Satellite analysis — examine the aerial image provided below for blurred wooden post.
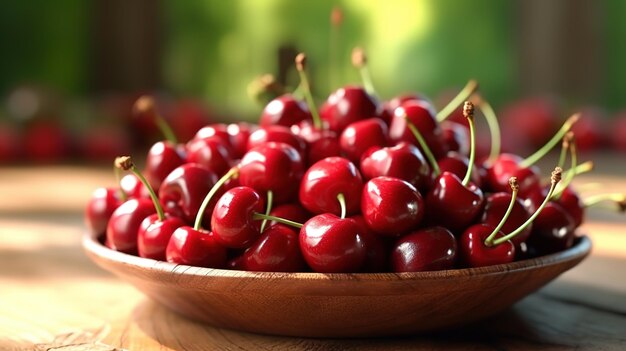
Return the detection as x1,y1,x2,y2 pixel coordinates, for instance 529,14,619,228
92,0,161,93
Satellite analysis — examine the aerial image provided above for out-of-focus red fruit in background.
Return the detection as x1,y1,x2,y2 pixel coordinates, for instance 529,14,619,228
0,123,21,163
610,111,626,152
169,99,215,143
571,107,606,152
79,125,132,163
499,97,560,154
22,120,70,163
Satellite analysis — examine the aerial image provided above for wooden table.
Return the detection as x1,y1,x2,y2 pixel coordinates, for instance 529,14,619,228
1,159,625,350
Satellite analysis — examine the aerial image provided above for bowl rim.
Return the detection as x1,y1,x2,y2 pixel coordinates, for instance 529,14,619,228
83,230,592,281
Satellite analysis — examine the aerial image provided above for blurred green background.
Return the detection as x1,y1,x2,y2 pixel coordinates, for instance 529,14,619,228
0,0,624,162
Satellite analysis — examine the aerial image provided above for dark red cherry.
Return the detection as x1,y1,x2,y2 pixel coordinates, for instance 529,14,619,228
193,123,231,145
226,122,257,159
166,227,227,268
241,224,306,272
185,137,233,176
527,202,576,254
85,187,123,235
299,157,364,216
424,172,484,233
485,153,541,197
389,100,447,159
385,93,434,114
137,213,186,260
106,198,156,255
299,213,366,273
120,174,149,199
361,177,424,237
239,142,304,204
268,203,312,227
320,85,380,133
390,226,457,272
211,186,265,249
350,215,388,272
359,142,431,192
437,152,482,189
144,141,186,190
481,192,533,248
246,125,307,158
292,120,342,166
554,186,584,227
440,121,469,155
339,118,388,163
259,94,311,127
459,224,515,268
159,163,219,226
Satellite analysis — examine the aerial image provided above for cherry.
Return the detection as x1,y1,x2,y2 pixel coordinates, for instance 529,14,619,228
185,137,233,176
193,124,231,146
350,215,388,272
292,121,342,166
105,197,156,255
158,163,219,226
361,177,424,237
238,142,305,204
119,173,149,199
610,111,626,152
227,122,257,159
259,94,311,128
437,151,482,188
85,187,123,235
299,157,364,216
440,121,469,156
460,224,515,267
240,223,306,272
390,226,457,272
133,95,178,144
481,191,532,249
359,142,431,192
389,100,447,159
527,202,576,255
22,120,70,163
339,117,389,163
144,141,186,190
500,97,559,151
211,186,265,248
166,229,227,268
268,203,312,227
299,213,366,273
319,85,381,133
246,125,307,159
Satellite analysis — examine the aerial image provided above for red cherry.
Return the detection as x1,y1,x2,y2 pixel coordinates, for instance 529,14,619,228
246,125,307,159
389,100,447,159
211,186,265,248
193,123,231,145
292,120,342,166
459,224,515,268
350,215,389,272
481,192,532,248
185,137,233,176
320,86,381,133
0,123,20,163
390,226,457,272
425,172,484,233
106,198,156,255
259,94,311,127
527,202,576,254
120,174,149,199
166,227,227,268
240,224,306,272
361,177,424,237
85,187,123,235
500,97,559,151
359,142,431,192
339,118,389,163
239,142,305,204
570,107,606,152
226,122,257,159
299,157,364,216
437,152,483,189
485,153,541,196
23,120,70,163
299,213,366,273
610,111,626,152
440,121,470,156
170,99,213,142
144,141,186,190
159,163,219,226
268,203,312,227
554,186,584,227
137,213,186,260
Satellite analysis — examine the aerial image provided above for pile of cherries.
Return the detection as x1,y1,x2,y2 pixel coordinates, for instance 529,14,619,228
86,51,624,273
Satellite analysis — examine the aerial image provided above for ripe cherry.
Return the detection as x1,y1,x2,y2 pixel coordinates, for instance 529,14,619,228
240,224,306,272
105,197,156,255
259,94,311,128
359,142,431,192
339,117,389,163
166,229,227,268
350,215,388,272
389,100,447,159
211,186,265,248
390,226,457,272
185,137,233,176
246,125,307,159
144,141,186,190
85,187,123,235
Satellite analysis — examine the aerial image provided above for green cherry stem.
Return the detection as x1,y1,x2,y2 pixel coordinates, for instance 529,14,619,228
115,156,164,221
260,190,274,233
404,116,441,176
133,96,177,144
252,213,304,229
113,158,128,202
436,79,479,122
558,132,574,169
337,193,347,219
352,47,377,97
462,101,477,187
552,135,577,200
520,113,580,168
473,94,501,162
583,194,626,212
296,53,323,130
492,167,563,246
484,177,519,247
194,167,240,231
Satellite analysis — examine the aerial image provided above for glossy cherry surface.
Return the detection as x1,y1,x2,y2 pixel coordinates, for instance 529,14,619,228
120,174,148,199
144,141,186,190
460,224,515,268
240,224,306,272
226,122,257,159
481,192,532,247
425,172,484,233
137,214,186,260
268,203,311,227
350,215,388,272
185,137,233,176
390,226,457,272
211,186,265,249
299,213,366,273
359,142,431,192
319,86,380,133
554,186,585,227
165,227,227,268
106,198,156,255
246,125,307,159
259,94,311,127
339,118,388,163
299,157,364,216
293,121,342,166
361,177,424,236
485,153,541,196
527,202,576,255
437,152,482,188
85,187,123,235
389,100,447,159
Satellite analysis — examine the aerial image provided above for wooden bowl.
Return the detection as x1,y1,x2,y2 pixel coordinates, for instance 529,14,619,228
83,231,591,338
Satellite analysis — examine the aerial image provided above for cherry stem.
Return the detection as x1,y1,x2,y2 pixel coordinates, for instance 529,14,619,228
194,167,240,231
404,116,441,176
462,101,476,187
474,95,501,161
296,53,323,130
134,96,177,144
583,194,626,212
352,47,377,97
520,113,580,168
260,190,273,233
249,74,284,106
436,80,479,122
492,167,563,246
155,116,178,144
252,213,303,229
558,132,573,169
552,137,577,200
113,159,128,202
329,6,342,91
337,193,347,219
115,156,164,222
484,177,519,247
